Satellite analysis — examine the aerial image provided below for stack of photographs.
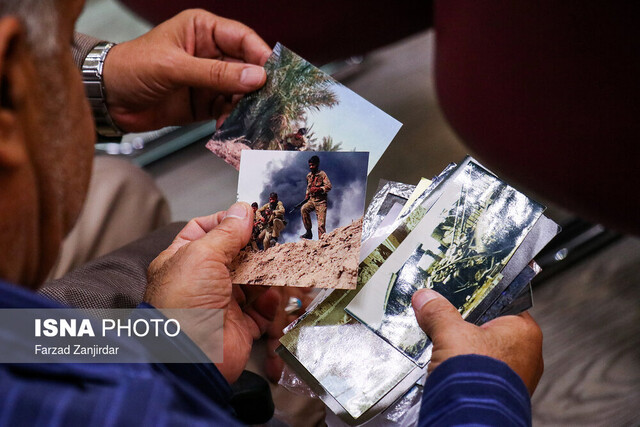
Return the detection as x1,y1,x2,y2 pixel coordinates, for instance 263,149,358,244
277,157,560,424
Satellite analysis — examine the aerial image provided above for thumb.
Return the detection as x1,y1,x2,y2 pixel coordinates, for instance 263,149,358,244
198,202,253,265
175,55,267,93
412,289,465,341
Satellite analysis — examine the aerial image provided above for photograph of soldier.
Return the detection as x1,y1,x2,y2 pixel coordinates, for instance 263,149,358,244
237,150,368,245
234,150,367,289
256,192,286,250
300,155,332,239
207,43,400,173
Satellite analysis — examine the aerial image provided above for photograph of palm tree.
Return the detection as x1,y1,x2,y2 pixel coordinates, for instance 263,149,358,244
206,43,401,172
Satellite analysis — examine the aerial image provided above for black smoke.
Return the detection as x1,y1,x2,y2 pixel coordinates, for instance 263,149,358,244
258,151,368,242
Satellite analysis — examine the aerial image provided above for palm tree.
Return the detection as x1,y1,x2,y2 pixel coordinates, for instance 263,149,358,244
314,135,343,151
221,44,339,149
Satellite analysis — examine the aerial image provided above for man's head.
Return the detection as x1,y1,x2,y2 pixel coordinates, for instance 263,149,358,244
251,202,258,212
296,128,306,138
269,192,278,203
0,0,94,288
308,155,319,173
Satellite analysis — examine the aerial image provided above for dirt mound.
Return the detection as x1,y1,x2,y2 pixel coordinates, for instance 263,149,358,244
205,138,251,169
230,218,362,289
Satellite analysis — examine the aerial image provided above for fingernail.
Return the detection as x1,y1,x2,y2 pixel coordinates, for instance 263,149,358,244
412,289,438,311
240,66,264,86
224,203,248,220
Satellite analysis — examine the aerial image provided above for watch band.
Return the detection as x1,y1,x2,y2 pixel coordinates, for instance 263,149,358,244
82,42,123,138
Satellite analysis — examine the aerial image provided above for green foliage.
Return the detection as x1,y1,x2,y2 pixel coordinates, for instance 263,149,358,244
223,44,338,149
303,126,318,149
313,135,343,152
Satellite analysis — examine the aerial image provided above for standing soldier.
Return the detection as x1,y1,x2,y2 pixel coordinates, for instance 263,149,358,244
257,192,286,250
301,155,332,239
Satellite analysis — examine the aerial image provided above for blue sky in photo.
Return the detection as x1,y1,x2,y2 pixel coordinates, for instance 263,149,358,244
305,83,401,174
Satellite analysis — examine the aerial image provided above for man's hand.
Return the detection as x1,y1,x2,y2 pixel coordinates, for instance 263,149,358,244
103,9,272,132
145,202,280,384
412,289,543,395
309,186,321,194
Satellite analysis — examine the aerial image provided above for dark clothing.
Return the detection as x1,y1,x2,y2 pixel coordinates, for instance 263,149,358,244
0,280,240,426
419,354,531,426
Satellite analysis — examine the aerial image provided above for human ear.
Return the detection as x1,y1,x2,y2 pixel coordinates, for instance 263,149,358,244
0,16,28,169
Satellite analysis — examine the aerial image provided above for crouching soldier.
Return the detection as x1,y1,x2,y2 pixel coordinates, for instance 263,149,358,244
249,202,264,250
257,192,286,250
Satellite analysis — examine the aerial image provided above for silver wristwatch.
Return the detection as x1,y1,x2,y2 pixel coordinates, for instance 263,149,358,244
82,42,123,138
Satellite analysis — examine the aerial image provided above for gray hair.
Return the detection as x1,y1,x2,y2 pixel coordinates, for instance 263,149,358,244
0,0,59,58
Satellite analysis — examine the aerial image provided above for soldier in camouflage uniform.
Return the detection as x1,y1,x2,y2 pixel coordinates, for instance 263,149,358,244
249,202,264,250
300,155,332,239
281,128,308,151
257,192,286,250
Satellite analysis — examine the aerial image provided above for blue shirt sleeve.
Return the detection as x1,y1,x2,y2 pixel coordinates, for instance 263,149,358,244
419,354,532,427
0,281,242,426
134,302,234,411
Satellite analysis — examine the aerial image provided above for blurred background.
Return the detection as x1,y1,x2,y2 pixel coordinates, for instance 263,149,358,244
77,1,640,425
